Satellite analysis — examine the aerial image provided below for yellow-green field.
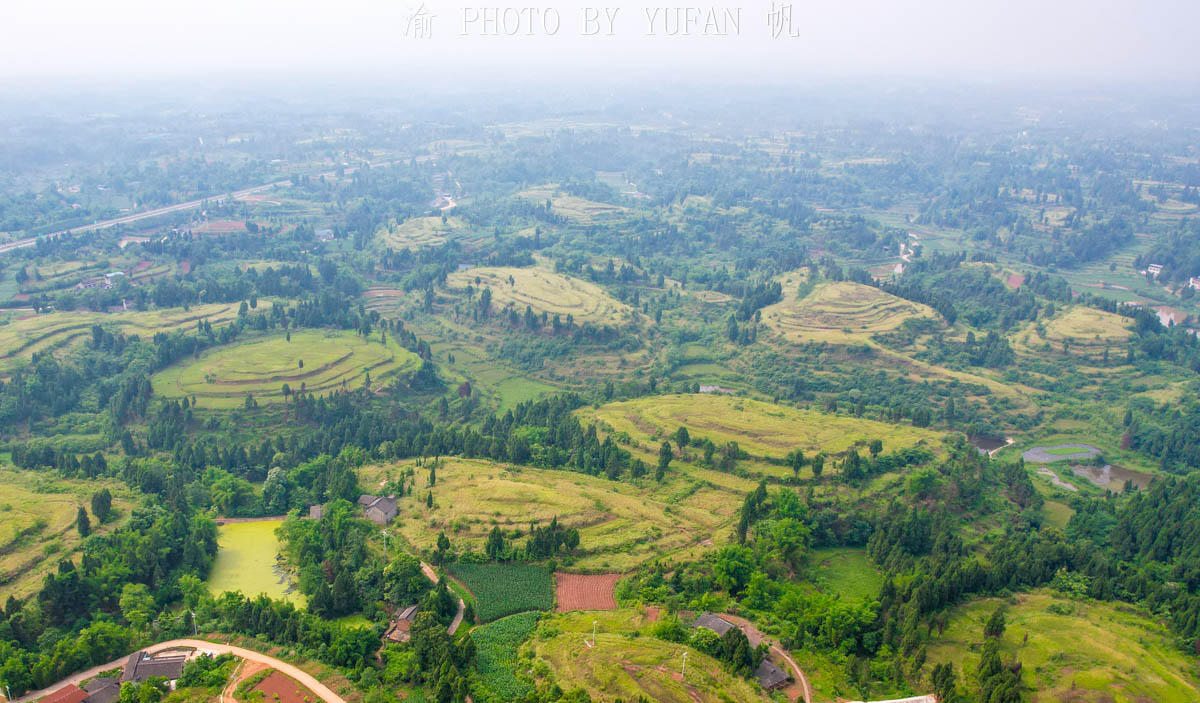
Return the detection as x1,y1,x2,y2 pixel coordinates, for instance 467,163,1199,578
152,329,421,408
761,277,939,345
0,469,134,598
207,520,304,605
446,266,637,327
365,458,735,572
926,590,1200,703
577,394,945,463
531,609,770,703
516,186,627,223
1012,306,1134,360
376,215,469,249
0,303,241,372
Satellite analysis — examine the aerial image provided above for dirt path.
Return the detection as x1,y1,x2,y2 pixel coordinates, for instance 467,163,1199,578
420,562,467,635
8,639,345,703
221,659,268,703
717,614,812,703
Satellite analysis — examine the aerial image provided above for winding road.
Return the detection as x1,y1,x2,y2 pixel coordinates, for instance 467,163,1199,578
420,561,466,635
6,639,346,703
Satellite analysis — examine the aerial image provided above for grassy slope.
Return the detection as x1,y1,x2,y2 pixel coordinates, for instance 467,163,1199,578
926,590,1200,703
445,265,637,327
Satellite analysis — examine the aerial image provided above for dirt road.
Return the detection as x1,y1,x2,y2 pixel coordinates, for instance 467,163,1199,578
420,562,466,635
7,639,345,703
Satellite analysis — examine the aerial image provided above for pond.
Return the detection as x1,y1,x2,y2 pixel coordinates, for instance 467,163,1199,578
1021,443,1101,463
206,520,305,605
1071,464,1153,491
969,435,1010,455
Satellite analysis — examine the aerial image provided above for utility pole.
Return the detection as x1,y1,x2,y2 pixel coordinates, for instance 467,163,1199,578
592,620,597,646
682,651,688,678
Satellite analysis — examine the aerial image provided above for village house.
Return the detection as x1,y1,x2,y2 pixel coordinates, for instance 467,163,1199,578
1147,263,1164,278
358,494,398,524
384,604,420,643
755,660,790,692
82,678,120,703
120,651,187,684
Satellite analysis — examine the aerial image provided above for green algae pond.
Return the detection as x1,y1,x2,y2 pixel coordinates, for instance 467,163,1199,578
206,520,305,606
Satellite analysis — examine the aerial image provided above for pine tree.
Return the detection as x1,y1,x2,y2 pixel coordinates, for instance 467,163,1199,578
91,489,112,523
76,507,91,537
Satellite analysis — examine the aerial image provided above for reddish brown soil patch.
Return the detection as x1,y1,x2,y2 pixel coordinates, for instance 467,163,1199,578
194,220,248,234
133,259,152,273
644,606,662,622
252,670,318,703
179,260,192,275
1006,273,1026,289
555,573,621,612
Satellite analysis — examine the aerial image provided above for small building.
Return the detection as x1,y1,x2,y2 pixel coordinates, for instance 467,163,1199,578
692,613,736,637
120,651,187,684
83,679,120,703
384,605,420,643
1147,264,1164,278
41,685,88,703
308,504,324,520
359,494,398,525
1189,277,1200,291
755,659,790,692
315,229,335,241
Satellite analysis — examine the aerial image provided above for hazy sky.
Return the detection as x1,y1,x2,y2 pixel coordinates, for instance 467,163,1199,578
1,0,1197,84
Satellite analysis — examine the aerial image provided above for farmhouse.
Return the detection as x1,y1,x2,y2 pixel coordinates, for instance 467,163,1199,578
693,613,736,636
1189,277,1200,291
358,494,398,524
82,678,120,703
120,651,187,684
315,229,335,241
1147,263,1164,278
41,685,88,703
384,604,420,643
308,504,324,520
755,659,789,692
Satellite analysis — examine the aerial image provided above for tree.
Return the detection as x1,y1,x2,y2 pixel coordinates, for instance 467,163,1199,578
485,526,505,560
983,606,1006,639
674,426,690,448
811,454,824,478
656,441,673,481
119,583,155,630
91,488,112,523
869,439,883,457
76,506,91,537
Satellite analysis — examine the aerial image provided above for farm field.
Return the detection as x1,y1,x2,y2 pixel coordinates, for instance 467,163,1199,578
926,589,1200,703
0,302,242,372
152,329,421,408
0,469,134,598
365,457,735,572
447,564,554,622
516,186,627,223
578,394,946,463
250,670,319,703
761,276,939,345
1012,305,1133,360
555,573,621,611
532,609,771,703
471,612,540,702
445,265,637,327
207,520,304,605
376,215,474,249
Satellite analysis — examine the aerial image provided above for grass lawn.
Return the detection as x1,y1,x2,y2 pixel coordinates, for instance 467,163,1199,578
809,548,883,601
207,520,304,605
152,328,420,408
926,589,1200,703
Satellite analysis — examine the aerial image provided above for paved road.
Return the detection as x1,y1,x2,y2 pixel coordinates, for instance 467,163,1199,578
420,562,466,635
7,639,346,703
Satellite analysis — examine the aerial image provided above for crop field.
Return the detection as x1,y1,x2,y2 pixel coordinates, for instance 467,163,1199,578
555,573,621,611
516,186,627,223
447,564,554,622
1012,306,1133,361
578,394,945,464
532,610,770,703
0,302,241,372
926,590,1200,703
471,612,540,702
207,520,304,605
0,469,133,598
761,277,940,345
376,215,474,249
152,329,421,408
364,457,735,571
446,266,637,327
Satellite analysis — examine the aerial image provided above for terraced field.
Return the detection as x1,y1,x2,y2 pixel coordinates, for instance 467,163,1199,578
578,394,945,462
1012,306,1134,361
152,328,421,408
516,186,627,223
376,215,469,249
927,590,1200,703
363,457,734,572
0,302,242,372
447,266,637,327
0,469,133,598
761,277,939,344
